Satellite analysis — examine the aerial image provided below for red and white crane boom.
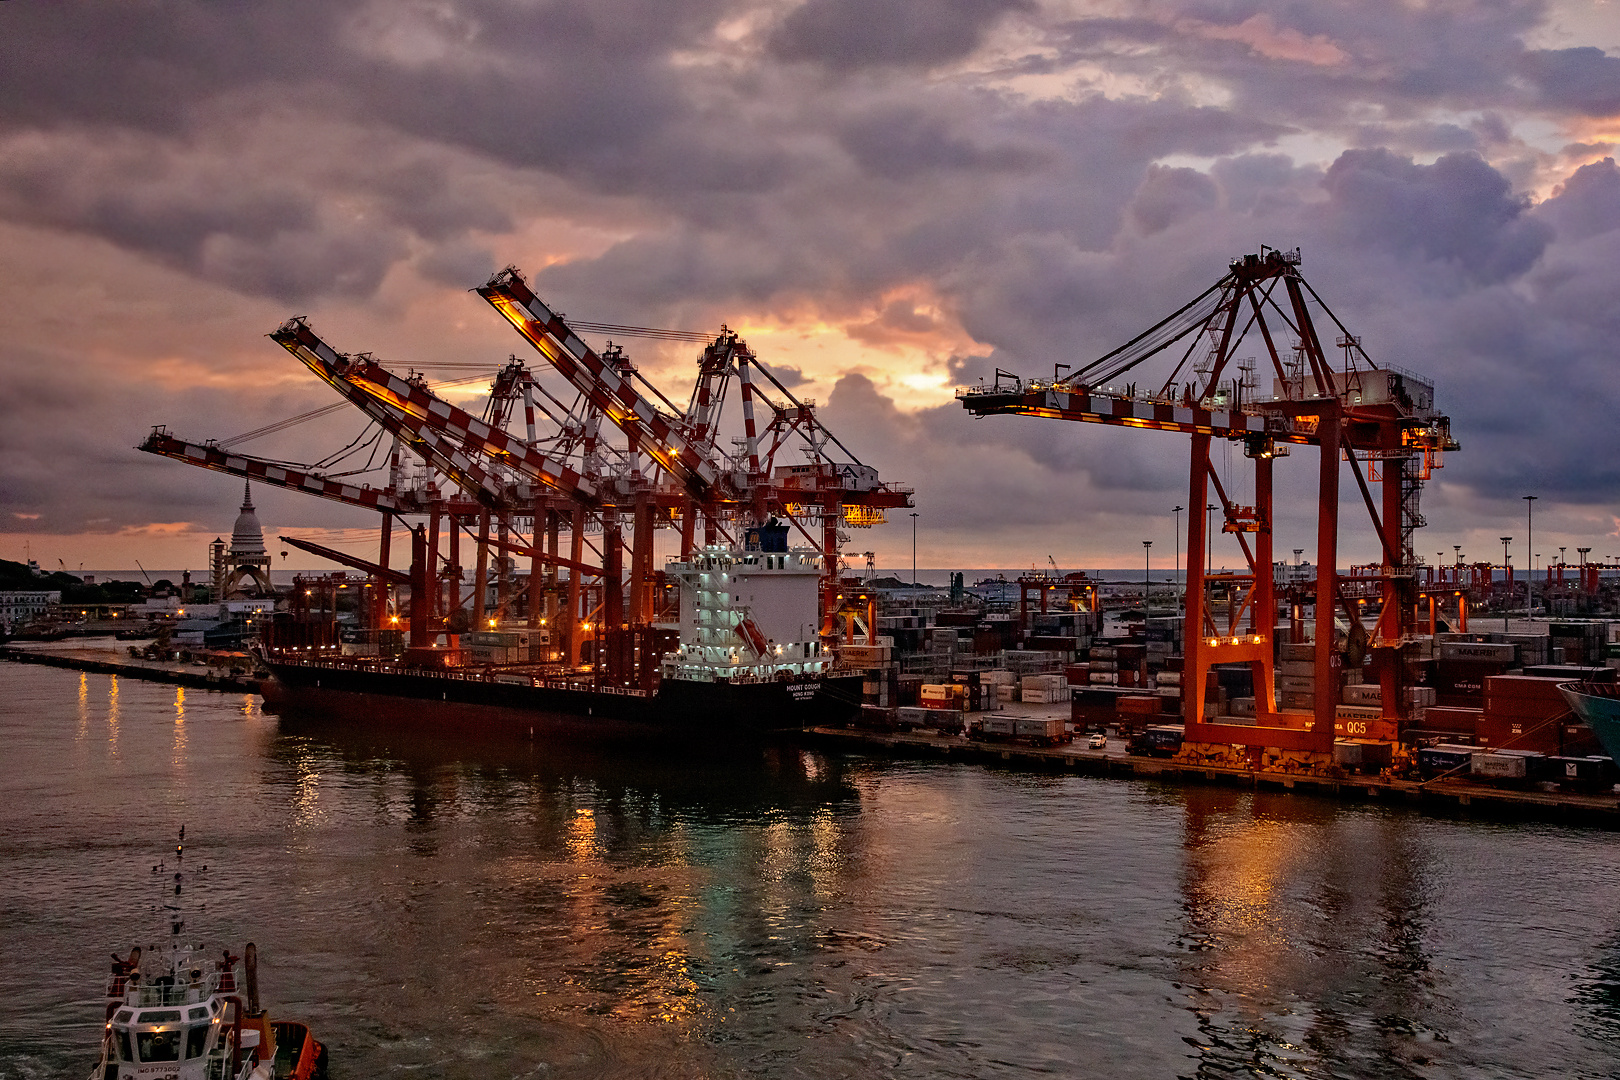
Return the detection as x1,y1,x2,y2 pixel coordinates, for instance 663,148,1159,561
476,268,723,500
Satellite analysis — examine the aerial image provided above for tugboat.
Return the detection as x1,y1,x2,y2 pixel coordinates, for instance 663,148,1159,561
89,829,327,1080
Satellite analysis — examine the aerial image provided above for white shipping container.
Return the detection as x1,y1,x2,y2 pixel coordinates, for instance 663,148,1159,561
1014,716,1066,739
1089,672,1118,684
1471,752,1528,779
1438,642,1517,662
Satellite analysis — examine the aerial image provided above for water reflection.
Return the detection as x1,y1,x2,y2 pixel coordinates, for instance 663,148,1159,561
258,718,861,1042
106,674,120,755
172,687,187,765
1177,789,1445,1078
1575,936,1620,1046
8,662,1618,1079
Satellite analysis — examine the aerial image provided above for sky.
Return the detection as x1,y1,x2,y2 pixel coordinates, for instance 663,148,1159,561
4,0,1620,580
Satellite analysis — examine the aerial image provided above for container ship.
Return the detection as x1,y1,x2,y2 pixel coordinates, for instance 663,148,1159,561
1558,681,1620,768
258,542,864,739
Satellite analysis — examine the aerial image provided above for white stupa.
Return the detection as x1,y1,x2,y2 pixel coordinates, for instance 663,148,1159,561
221,481,273,597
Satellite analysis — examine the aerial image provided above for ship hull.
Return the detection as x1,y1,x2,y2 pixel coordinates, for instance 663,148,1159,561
1559,681,1620,768
259,659,863,740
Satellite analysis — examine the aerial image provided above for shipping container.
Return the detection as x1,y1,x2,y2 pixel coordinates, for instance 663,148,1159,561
1438,641,1518,663
1416,743,1476,777
1333,739,1394,771
895,706,933,727
1522,664,1616,683
1013,716,1069,744
855,705,900,730
1545,755,1619,790
1344,683,1383,705
1132,724,1185,757
1471,750,1540,780
1415,706,1481,736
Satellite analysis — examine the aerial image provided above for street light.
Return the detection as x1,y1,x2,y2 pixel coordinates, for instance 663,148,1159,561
1172,505,1183,615
1524,495,1537,621
1500,537,1512,631
909,512,919,587
1143,540,1153,612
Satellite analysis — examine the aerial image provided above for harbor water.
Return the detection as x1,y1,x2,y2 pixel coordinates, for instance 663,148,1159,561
4,662,1619,1078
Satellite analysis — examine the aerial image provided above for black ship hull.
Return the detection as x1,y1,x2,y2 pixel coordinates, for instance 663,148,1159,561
259,658,863,740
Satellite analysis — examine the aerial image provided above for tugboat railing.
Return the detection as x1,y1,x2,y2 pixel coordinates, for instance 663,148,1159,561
109,979,219,1007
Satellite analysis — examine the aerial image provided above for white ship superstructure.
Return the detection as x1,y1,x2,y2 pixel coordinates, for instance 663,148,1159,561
662,545,833,682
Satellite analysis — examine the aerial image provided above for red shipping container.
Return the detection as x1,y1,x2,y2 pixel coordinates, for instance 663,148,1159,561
1485,674,1576,705
1419,706,1481,736
1476,713,1561,754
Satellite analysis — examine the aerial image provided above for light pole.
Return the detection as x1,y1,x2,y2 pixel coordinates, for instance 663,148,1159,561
1500,536,1512,630
1143,540,1153,612
1172,505,1183,615
1524,495,1537,621
1206,503,1217,569
910,512,919,586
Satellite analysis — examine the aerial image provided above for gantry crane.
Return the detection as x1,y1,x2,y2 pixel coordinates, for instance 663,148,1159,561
960,248,1458,765
143,266,911,680
478,267,912,637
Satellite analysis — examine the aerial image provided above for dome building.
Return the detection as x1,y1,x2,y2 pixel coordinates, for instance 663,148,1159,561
213,481,274,598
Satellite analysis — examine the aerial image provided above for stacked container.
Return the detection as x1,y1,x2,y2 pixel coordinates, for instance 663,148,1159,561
1020,673,1070,703
1276,641,1315,709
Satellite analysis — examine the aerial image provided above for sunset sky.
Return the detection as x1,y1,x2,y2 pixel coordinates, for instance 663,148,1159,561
4,0,1620,579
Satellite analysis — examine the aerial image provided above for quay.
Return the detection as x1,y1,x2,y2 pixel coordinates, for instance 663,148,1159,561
8,640,1618,827
802,723,1620,829
0,642,263,694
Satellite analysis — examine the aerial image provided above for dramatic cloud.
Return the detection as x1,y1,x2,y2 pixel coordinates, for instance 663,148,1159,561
769,0,1035,71
3,0,1620,573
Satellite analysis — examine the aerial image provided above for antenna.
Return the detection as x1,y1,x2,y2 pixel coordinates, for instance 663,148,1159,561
167,825,186,941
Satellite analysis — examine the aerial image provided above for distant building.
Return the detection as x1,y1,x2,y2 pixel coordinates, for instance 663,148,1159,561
212,482,274,599
1,590,60,629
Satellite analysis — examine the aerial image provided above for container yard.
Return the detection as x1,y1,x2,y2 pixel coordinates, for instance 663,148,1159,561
8,248,1620,813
